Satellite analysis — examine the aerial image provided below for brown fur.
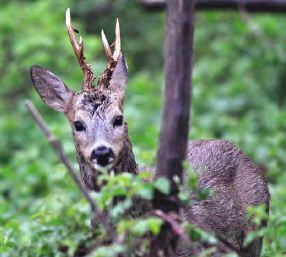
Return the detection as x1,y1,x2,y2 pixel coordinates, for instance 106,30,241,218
178,140,270,256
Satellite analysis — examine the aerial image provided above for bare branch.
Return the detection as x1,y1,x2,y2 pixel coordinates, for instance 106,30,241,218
153,209,242,256
140,0,286,13
25,99,115,240
153,210,190,244
152,210,203,256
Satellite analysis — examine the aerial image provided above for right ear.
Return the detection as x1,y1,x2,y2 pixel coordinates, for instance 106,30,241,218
109,53,128,94
30,66,73,112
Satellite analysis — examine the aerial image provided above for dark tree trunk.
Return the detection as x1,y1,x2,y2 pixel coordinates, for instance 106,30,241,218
155,0,194,212
150,0,195,255
140,0,286,13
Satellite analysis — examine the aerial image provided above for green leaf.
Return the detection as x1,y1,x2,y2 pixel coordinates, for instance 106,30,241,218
154,177,170,195
110,199,132,219
89,244,125,257
136,183,154,200
130,217,163,236
130,220,150,236
146,218,163,235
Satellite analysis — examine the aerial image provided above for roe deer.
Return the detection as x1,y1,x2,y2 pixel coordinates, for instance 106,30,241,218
30,9,270,257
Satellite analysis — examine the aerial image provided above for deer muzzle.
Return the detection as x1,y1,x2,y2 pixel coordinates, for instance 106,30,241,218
90,145,115,168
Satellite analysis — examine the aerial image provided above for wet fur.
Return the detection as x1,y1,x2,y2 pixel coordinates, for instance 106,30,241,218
179,140,270,256
65,89,137,191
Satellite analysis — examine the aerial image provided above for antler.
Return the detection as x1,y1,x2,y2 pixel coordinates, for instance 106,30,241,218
101,18,121,70
99,19,122,88
66,8,94,91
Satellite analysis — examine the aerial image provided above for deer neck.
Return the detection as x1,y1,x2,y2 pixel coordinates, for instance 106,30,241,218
113,134,138,175
74,131,138,191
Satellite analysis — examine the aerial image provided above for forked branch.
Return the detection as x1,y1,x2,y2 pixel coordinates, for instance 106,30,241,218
66,8,94,91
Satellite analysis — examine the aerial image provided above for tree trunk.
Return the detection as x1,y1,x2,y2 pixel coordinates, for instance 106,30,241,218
150,0,195,255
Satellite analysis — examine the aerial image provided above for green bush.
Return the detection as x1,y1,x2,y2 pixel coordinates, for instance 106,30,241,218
0,1,286,256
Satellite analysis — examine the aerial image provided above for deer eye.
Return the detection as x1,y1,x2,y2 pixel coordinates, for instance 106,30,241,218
74,121,85,132
113,115,123,127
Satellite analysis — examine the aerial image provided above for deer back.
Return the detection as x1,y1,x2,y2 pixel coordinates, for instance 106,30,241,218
180,139,270,257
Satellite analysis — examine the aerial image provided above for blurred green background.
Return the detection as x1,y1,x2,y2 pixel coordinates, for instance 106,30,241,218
0,0,286,256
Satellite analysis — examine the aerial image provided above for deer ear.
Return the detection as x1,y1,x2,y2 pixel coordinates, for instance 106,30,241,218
30,66,73,112
109,53,128,93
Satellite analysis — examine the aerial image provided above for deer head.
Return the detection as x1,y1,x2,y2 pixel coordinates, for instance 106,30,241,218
30,9,136,190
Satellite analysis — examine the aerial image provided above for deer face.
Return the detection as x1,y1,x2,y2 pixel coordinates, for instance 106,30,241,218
30,9,129,172
69,88,126,170
30,53,128,171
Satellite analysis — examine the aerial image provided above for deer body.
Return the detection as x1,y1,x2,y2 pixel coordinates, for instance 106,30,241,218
30,9,269,257
181,140,270,257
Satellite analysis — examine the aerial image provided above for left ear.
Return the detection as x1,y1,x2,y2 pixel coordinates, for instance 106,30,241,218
109,52,128,94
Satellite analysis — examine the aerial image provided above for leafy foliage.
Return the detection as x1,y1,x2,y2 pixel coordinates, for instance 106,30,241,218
0,0,286,256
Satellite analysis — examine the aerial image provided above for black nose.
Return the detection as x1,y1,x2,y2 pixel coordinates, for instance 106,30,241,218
90,146,114,167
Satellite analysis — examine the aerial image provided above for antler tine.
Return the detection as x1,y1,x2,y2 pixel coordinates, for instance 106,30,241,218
98,18,122,88
65,8,94,90
113,18,121,62
101,30,113,64
66,8,83,61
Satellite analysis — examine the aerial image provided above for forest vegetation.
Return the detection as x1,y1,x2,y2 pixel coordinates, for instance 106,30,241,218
0,0,286,256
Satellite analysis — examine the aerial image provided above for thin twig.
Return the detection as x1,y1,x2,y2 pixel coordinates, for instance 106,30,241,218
153,210,190,244
238,3,275,49
25,99,115,240
153,209,202,256
216,235,242,255
153,209,242,256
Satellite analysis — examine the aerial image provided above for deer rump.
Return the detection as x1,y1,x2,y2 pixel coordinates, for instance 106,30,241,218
176,139,270,257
